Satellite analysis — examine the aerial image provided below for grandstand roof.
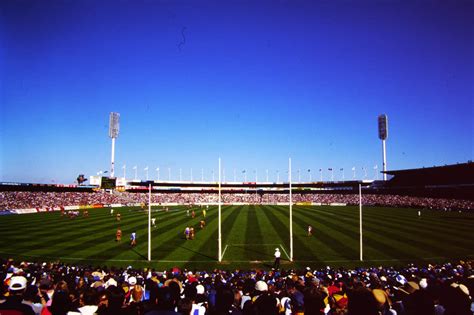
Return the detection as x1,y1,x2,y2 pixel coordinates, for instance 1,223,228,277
383,161,474,186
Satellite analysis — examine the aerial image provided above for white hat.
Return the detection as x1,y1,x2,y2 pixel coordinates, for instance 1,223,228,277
105,278,118,288
419,278,428,289
255,280,268,292
196,284,205,295
9,276,27,291
275,248,280,251
128,276,137,286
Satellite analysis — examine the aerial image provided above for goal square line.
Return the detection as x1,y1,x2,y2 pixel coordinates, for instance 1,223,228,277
222,243,290,261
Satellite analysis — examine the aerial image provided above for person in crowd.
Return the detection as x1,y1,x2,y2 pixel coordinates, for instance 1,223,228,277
0,276,35,315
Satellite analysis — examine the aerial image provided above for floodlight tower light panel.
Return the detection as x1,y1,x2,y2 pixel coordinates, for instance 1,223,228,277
109,112,120,138
378,114,388,140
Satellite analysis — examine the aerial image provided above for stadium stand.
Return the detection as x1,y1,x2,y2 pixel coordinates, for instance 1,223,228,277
1,163,473,314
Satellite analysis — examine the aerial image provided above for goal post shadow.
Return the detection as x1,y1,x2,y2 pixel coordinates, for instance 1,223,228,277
221,243,290,262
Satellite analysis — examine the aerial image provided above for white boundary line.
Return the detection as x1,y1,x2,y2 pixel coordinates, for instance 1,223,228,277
230,243,281,246
0,251,473,264
279,244,290,260
221,244,229,259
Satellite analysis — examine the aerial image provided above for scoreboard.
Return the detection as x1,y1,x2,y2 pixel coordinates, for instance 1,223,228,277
101,177,117,189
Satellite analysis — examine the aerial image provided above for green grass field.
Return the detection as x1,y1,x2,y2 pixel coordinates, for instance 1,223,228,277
1,205,473,270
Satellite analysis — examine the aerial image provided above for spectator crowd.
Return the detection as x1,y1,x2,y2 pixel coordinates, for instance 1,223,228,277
1,258,473,314
1,191,473,212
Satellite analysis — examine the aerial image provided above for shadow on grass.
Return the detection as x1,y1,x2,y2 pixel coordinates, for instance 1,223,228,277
177,244,215,260
131,247,147,260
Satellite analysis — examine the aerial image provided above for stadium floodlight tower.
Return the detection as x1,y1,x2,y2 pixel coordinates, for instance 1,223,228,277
378,114,388,181
109,112,120,178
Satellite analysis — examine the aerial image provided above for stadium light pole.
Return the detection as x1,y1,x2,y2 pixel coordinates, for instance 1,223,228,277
109,112,120,178
289,158,293,262
359,183,363,261
378,114,388,181
218,158,222,262
148,182,152,261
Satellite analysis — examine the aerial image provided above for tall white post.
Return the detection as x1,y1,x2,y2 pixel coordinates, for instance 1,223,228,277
148,183,151,261
218,158,222,262
382,140,387,181
359,183,363,261
110,138,115,177
289,158,293,262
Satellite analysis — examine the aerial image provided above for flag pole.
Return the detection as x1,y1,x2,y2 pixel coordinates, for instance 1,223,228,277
148,183,151,261
289,158,293,261
218,158,222,262
359,183,363,261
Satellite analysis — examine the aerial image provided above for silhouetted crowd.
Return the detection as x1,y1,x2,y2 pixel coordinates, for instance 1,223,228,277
1,258,473,314
1,191,473,212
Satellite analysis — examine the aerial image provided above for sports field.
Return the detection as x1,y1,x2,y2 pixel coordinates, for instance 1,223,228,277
0,205,473,269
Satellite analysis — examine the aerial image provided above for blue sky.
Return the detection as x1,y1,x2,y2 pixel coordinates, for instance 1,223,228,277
0,0,473,184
